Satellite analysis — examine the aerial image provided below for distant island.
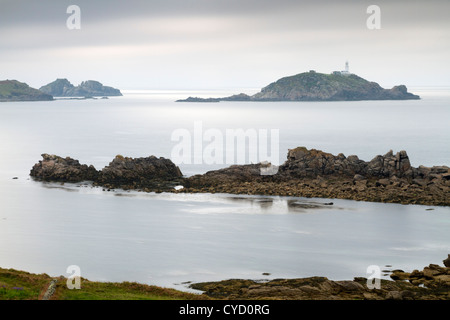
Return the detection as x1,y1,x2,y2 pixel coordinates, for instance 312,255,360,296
39,79,122,97
177,67,420,102
0,80,53,102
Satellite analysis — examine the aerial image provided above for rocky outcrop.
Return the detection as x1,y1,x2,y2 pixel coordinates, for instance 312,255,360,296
183,147,450,206
191,257,450,300
390,262,450,290
30,147,449,206
30,154,183,192
0,80,53,102
184,164,266,189
177,71,420,102
278,147,414,179
39,79,122,97
30,154,99,182
96,155,183,191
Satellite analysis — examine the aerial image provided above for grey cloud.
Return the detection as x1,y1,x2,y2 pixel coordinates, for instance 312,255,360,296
0,0,449,88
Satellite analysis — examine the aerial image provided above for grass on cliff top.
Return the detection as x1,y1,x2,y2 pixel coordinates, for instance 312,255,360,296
0,80,30,96
0,267,206,300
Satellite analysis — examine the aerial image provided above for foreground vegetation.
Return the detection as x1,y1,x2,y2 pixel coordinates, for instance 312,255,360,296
0,267,206,300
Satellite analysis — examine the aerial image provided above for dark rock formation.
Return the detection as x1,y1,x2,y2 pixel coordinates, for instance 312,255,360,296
96,155,183,191
183,164,266,189
183,147,450,206
444,255,450,268
0,80,53,102
177,71,420,102
390,263,450,289
39,79,122,97
30,154,183,192
30,154,99,182
278,147,414,179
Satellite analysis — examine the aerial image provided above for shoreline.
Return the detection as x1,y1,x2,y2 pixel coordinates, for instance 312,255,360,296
1,256,449,300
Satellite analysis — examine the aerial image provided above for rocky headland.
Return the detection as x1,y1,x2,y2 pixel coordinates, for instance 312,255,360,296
177,71,420,102
190,256,450,300
30,147,449,206
0,80,53,102
39,79,122,97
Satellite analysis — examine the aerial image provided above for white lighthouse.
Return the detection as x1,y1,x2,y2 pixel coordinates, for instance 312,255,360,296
340,61,350,75
332,61,351,76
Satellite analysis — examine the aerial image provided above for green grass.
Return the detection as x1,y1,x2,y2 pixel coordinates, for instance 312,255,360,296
58,280,206,300
0,267,208,300
0,268,51,300
0,80,53,101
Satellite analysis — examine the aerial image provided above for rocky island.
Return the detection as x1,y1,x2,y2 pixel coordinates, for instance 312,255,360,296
177,70,420,102
29,146,449,206
0,80,53,102
39,78,122,97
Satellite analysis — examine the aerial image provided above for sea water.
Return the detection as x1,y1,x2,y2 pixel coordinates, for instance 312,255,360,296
0,88,449,292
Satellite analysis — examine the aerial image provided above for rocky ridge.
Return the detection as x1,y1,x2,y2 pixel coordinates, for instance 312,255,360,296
39,79,122,97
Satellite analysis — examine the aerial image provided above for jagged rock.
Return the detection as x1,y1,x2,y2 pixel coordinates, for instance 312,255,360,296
278,147,415,179
97,155,183,190
389,261,450,289
444,255,450,267
30,154,99,182
39,79,122,97
30,154,183,191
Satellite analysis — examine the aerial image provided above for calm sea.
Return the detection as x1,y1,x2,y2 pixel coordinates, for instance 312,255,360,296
0,88,449,292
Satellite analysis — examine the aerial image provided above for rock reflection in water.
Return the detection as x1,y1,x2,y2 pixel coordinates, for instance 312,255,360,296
227,196,274,210
287,199,334,212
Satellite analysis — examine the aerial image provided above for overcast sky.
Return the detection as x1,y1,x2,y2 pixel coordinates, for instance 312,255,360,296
1,0,449,90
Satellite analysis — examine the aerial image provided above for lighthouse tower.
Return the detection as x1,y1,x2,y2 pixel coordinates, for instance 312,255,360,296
331,61,352,76
340,61,350,75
